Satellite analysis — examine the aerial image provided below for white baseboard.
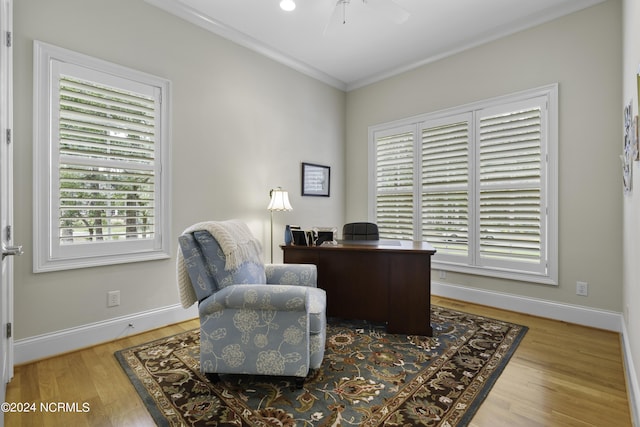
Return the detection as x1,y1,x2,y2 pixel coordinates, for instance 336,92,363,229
12,284,638,424
17,284,621,365
432,281,622,332
621,320,640,427
14,304,198,365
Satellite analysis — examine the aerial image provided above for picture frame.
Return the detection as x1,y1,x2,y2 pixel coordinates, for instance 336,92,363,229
623,99,634,194
637,65,640,116
312,226,338,246
635,115,639,161
301,162,330,197
291,229,309,246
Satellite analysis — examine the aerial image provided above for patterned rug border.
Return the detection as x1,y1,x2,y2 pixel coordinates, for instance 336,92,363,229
115,344,168,424
115,305,528,426
454,314,526,426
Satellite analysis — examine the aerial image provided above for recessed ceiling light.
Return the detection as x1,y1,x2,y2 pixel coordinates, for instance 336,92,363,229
280,0,296,12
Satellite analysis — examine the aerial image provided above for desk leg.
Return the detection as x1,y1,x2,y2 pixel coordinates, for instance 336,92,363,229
387,254,432,336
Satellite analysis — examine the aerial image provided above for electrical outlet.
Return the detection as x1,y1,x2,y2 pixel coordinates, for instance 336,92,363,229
576,281,588,296
107,290,120,307
439,270,447,280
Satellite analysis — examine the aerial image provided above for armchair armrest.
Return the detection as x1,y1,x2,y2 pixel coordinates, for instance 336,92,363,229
265,263,317,287
199,284,313,316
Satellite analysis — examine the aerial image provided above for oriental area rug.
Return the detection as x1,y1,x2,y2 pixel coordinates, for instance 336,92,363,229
115,305,527,426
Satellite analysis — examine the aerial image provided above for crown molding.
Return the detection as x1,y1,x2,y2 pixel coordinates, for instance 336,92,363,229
145,0,347,91
146,0,605,92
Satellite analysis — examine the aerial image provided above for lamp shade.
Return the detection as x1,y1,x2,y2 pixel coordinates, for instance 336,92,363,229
267,188,293,211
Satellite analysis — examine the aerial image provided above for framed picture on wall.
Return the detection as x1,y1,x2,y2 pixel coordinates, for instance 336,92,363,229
301,162,330,197
623,99,634,194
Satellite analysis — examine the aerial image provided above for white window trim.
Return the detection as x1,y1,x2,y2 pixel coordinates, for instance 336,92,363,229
33,41,172,272
369,84,558,285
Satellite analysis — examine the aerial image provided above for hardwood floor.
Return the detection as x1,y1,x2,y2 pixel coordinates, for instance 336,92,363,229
436,297,632,427
4,296,633,426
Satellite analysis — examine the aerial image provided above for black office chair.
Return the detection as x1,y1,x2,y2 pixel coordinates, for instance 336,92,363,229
342,222,379,240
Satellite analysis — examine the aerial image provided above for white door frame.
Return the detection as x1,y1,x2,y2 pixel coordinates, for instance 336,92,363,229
0,0,14,409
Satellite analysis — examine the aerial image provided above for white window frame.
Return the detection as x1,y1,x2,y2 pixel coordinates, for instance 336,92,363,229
369,85,558,285
33,41,172,272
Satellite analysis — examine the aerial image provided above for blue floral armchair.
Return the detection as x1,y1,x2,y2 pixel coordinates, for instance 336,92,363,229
177,222,326,386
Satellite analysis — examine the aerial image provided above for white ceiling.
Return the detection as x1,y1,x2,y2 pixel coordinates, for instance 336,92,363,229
146,0,604,91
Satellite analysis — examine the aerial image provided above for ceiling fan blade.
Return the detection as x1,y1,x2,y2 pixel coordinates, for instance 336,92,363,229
323,0,349,36
363,0,410,24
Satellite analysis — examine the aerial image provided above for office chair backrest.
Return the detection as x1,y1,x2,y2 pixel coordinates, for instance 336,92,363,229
342,222,379,240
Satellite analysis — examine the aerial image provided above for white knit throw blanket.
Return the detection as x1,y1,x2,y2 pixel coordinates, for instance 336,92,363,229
176,220,264,308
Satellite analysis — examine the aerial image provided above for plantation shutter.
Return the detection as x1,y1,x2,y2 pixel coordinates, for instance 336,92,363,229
369,85,556,283
477,98,546,273
420,114,471,259
374,127,415,239
57,74,158,245
34,41,171,272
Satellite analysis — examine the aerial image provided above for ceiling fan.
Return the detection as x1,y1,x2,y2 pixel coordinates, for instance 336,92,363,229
324,0,410,34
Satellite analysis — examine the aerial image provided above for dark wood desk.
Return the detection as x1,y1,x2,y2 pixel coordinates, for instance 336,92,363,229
281,240,436,336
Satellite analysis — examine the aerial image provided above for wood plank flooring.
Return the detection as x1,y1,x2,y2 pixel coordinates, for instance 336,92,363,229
4,296,632,426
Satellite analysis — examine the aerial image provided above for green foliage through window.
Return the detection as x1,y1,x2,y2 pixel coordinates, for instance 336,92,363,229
58,76,156,245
